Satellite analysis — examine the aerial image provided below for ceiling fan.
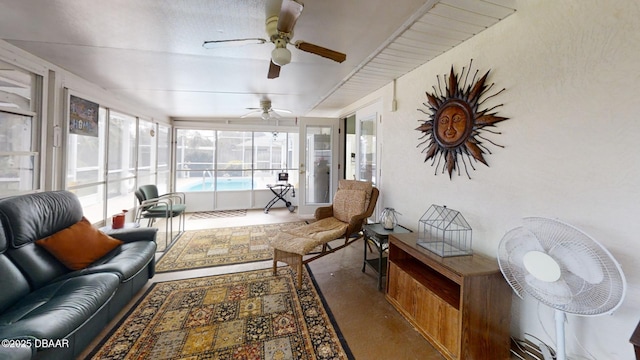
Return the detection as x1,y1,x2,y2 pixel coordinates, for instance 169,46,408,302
203,0,346,79
241,100,292,120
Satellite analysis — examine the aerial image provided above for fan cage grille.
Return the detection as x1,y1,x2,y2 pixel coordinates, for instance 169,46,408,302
498,217,626,316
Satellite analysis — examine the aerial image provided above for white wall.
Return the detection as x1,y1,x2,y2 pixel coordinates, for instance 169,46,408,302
344,1,640,358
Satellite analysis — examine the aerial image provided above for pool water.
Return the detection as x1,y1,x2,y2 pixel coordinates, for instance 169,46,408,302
181,177,255,192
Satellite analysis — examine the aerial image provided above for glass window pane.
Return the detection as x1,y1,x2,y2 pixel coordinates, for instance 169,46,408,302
218,130,252,172
70,184,105,223
285,132,299,188
175,129,215,192
306,126,332,203
137,173,155,188
108,111,137,181
0,112,32,151
106,179,135,218
157,125,170,194
253,131,298,189
0,61,40,195
0,154,35,195
215,170,253,191
217,131,252,190
253,132,285,170
67,107,106,186
156,170,170,194
359,117,377,185
138,120,156,182
157,125,170,169
0,111,37,196
0,60,33,112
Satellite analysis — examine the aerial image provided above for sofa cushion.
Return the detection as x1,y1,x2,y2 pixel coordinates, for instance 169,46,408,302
332,189,367,223
0,191,83,248
0,256,31,314
0,272,120,341
55,241,157,283
35,217,123,270
6,244,72,291
0,219,6,254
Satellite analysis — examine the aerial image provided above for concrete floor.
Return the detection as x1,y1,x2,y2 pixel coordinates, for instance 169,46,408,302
79,208,443,359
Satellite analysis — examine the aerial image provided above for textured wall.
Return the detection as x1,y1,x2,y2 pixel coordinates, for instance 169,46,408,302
373,0,640,358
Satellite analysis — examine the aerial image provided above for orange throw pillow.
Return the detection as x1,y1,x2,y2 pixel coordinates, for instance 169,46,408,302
36,217,123,270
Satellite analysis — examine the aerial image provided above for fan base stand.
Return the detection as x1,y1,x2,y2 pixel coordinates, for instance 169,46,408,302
554,309,567,360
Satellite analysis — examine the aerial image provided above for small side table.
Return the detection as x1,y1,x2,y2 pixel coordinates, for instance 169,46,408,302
362,223,411,290
99,222,140,233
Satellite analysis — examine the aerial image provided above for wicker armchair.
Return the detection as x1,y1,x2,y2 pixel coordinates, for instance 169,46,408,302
268,179,379,288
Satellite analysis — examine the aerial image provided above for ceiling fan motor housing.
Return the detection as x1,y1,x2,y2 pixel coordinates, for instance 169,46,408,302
260,100,272,111
265,15,278,38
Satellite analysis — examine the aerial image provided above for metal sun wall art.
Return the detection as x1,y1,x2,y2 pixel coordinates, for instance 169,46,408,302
416,60,508,179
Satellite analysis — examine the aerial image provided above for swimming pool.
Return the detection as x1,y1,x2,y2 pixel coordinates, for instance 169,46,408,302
179,177,255,192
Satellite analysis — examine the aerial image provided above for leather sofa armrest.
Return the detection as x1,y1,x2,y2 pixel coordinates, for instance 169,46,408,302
106,227,158,243
0,336,36,360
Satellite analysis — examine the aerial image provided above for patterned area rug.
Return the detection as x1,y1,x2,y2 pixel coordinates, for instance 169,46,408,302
156,222,306,273
86,267,352,359
189,210,247,220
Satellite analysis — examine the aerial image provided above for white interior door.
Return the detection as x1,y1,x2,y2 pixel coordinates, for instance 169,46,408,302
355,101,381,221
355,101,380,185
297,117,339,217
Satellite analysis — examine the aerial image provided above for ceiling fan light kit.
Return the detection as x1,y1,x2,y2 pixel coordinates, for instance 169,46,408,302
271,46,291,66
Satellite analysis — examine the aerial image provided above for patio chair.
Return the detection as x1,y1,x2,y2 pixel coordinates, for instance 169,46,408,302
134,184,186,249
268,179,379,288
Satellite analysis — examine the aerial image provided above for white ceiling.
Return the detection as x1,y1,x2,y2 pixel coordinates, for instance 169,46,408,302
0,0,516,119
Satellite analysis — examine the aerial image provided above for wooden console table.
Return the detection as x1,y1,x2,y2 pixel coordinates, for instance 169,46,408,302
630,319,640,359
385,232,512,360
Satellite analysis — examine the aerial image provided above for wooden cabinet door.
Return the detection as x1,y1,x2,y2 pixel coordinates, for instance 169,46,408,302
415,282,460,359
387,262,415,315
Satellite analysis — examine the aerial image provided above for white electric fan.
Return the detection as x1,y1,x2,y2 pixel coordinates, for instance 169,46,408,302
498,217,626,360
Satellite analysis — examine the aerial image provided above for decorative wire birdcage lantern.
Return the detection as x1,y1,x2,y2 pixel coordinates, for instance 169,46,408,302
417,205,472,257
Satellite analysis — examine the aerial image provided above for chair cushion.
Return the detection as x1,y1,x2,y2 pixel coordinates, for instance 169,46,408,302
138,185,160,200
146,203,187,214
332,189,367,223
338,179,373,209
268,218,348,255
35,217,123,270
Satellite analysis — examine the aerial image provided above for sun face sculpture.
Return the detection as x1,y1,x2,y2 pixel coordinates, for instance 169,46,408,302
416,60,508,179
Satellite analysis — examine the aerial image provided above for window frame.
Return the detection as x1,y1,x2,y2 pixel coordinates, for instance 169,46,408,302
0,58,44,197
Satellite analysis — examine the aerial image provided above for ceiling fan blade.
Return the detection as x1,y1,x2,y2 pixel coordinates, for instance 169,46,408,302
268,110,283,119
241,110,261,118
202,38,267,49
277,0,304,33
295,41,346,63
272,108,292,114
268,60,281,79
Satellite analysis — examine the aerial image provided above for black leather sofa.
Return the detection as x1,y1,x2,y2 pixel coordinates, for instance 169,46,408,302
0,191,157,359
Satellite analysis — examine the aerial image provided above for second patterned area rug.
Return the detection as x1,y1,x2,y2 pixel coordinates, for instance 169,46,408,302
86,266,352,359
188,210,247,220
156,222,306,273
